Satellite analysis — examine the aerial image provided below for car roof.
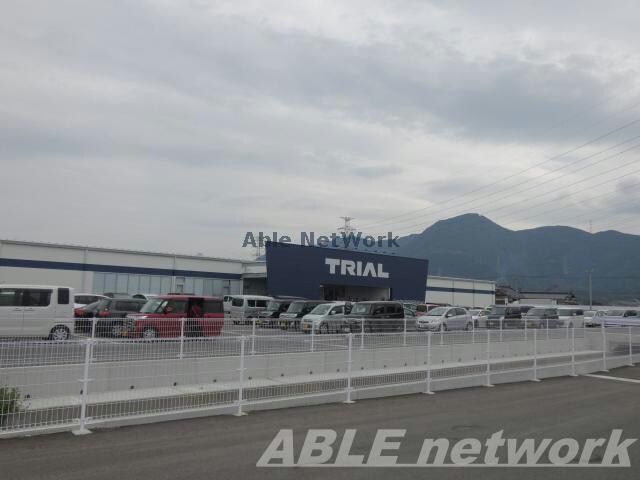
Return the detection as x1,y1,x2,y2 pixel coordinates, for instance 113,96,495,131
156,295,223,300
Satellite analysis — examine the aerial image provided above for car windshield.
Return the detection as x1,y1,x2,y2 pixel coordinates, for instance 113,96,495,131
526,308,545,316
141,299,166,313
286,302,308,313
310,304,332,315
426,307,448,316
557,309,575,316
606,310,625,317
266,301,283,311
350,303,372,315
83,301,100,311
490,306,507,315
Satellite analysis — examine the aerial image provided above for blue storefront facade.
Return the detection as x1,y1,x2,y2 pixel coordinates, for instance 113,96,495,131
265,242,429,301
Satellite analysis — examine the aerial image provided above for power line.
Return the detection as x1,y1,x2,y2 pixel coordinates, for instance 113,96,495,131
359,115,640,231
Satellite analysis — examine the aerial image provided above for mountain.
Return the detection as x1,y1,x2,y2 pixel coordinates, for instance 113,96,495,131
397,214,640,304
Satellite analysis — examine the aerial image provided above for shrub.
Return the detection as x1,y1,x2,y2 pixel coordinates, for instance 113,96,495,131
0,387,21,420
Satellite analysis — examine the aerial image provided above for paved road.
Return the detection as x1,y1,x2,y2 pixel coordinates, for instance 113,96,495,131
2,367,639,479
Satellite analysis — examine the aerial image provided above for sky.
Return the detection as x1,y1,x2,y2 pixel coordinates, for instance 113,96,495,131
1,0,640,259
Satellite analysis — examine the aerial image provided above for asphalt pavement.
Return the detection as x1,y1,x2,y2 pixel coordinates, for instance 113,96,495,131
2,367,639,480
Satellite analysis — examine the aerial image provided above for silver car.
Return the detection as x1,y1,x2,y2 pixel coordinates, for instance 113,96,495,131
416,306,473,331
301,302,351,334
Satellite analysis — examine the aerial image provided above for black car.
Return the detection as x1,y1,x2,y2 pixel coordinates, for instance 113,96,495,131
485,305,533,329
344,301,405,333
255,297,306,328
278,300,327,330
523,307,561,328
93,297,147,336
74,301,102,334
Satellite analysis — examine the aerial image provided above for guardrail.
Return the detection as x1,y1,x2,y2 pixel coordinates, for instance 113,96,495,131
0,322,638,438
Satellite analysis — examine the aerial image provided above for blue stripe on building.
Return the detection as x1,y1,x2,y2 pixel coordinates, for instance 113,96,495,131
427,286,495,295
0,258,242,280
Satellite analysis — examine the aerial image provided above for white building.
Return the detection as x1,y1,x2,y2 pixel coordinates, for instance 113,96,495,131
0,239,495,307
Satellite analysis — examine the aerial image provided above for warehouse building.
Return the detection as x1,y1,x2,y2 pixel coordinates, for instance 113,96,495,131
0,239,496,307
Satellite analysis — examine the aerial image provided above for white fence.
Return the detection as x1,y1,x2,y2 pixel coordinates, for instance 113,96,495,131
1,320,638,438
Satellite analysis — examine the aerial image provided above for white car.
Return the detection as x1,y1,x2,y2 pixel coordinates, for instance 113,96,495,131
74,293,107,308
301,302,351,334
416,306,473,331
556,308,585,328
1,285,75,340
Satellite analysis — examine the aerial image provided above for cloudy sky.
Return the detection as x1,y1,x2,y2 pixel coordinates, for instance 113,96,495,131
2,0,640,258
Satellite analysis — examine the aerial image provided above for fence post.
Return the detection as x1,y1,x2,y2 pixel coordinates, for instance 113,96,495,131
524,318,527,341
440,324,444,345
532,329,540,382
472,320,475,344
628,326,634,367
423,331,434,395
360,319,364,350
403,317,407,347
485,328,494,387
73,334,93,435
250,317,256,355
311,323,315,352
234,336,247,416
179,317,185,360
344,333,355,404
570,326,577,377
601,323,609,372
500,318,503,342
546,318,549,341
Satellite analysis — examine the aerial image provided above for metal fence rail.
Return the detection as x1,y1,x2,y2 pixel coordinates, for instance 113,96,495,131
1,322,638,438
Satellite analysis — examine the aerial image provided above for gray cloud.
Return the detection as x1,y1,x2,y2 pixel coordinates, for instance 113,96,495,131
1,0,640,257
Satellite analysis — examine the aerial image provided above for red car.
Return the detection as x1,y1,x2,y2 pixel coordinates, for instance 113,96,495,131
125,295,224,339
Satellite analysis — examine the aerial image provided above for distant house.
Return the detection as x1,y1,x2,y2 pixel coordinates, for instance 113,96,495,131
495,286,577,305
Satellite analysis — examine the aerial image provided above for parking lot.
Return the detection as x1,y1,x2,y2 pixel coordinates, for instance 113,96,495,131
1,367,639,480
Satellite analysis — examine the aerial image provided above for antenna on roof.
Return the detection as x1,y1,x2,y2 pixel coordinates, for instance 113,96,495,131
338,216,356,234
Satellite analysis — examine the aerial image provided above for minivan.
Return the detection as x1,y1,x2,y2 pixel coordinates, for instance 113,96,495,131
224,295,273,324
126,295,224,338
0,285,74,340
254,297,305,328
344,301,405,333
301,302,352,334
278,300,327,330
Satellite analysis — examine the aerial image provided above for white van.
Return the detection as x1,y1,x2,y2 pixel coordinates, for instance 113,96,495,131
224,295,273,323
0,285,75,340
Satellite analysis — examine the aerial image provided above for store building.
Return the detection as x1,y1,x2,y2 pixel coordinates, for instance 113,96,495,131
0,239,496,307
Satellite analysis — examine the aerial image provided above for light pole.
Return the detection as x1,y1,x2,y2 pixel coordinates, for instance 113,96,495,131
587,269,593,310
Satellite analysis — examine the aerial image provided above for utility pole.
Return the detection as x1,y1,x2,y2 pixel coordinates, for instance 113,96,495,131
587,269,593,309
338,216,357,234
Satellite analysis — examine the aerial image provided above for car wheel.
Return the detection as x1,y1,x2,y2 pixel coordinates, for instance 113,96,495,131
143,327,159,339
320,323,329,335
110,323,125,338
49,325,70,341
465,322,473,331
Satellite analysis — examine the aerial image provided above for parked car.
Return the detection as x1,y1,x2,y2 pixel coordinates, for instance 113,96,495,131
557,308,585,328
74,293,107,308
126,295,224,338
224,295,273,324
415,303,451,316
0,285,74,340
279,300,327,330
470,308,491,328
132,293,158,301
485,305,532,329
74,300,102,333
254,297,305,328
597,309,640,327
301,302,352,334
588,310,609,327
103,292,131,299
523,307,561,329
344,301,406,332
416,306,473,331
92,298,147,337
